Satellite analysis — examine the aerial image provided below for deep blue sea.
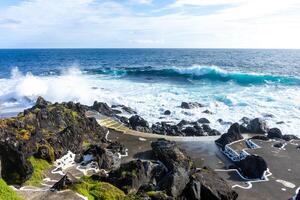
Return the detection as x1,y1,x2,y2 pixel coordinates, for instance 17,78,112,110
1,49,300,135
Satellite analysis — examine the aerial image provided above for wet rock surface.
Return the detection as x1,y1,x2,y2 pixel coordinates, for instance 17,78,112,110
181,102,204,109
236,155,267,179
215,123,243,150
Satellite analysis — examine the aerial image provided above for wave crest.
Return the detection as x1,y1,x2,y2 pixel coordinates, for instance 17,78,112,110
90,65,300,85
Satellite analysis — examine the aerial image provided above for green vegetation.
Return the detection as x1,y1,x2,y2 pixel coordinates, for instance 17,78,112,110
147,191,169,199
72,176,126,200
24,157,51,187
0,179,24,200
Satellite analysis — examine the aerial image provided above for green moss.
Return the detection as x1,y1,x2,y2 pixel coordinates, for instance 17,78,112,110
146,191,168,199
82,140,91,148
72,176,126,200
71,111,79,119
0,179,24,200
24,157,51,187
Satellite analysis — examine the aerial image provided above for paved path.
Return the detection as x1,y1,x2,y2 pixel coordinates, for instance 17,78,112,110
96,116,219,142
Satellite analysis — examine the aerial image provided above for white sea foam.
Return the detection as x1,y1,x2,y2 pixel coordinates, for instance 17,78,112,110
1,67,300,137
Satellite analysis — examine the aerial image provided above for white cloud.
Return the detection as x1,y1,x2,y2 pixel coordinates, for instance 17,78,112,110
0,0,299,48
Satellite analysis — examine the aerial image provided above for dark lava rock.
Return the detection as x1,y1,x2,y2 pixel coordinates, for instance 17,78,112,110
151,139,193,197
177,120,191,127
0,97,108,185
197,118,210,124
296,191,300,200
237,155,267,179
215,123,243,150
115,115,130,127
251,135,269,141
129,115,152,133
202,110,213,114
152,122,182,136
50,172,78,191
91,101,116,116
164,110,171,115
273,142,283,148
282,134,299,141
182,126,203,136
181,102,204,109
248,118,269,134
107,141,127,155
108,159,167,194
267,128,282,139
78,145,121,170
183,167,238,200
111,104,137,114
208,129,221,136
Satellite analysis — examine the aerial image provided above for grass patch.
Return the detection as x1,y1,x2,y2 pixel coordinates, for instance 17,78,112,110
72,176,126,200
24,157,51,187
0,179,24,200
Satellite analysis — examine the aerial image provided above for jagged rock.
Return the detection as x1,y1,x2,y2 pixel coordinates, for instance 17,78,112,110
183,167,238,200
107,141,127,155
108,159,167,194
79,145,121,170
115,115,130,127
92,101,116,116
181,102,204,109
0,97,108,185
282,134,299,141
237,155,267,179
151,139,193,197
177,120,191,127
215,123,244,150
208,129,221,136
0,142,33,185
182,126,203,136
267,128,282,139
273,142,283,148
164,110,171,115
50,172,78,191
202,110,213,114
247,118,269,134
129,115,152,133
197,118,210,124
111,105,137,114
152,122,182,136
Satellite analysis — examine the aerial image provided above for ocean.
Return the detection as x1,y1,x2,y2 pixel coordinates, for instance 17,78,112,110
0,49,300,135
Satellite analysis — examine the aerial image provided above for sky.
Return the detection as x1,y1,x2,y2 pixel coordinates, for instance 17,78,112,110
0,0,300,48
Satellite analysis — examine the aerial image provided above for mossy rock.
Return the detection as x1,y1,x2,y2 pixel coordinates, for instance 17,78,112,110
24,157,51,187
72,176,126,200
0,179,24,200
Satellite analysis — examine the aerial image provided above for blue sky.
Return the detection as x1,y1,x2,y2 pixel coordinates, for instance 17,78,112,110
0,0,299,48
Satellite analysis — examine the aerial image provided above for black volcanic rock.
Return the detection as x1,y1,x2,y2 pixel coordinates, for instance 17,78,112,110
237,155,267,179
248,118,269,134
78,145,121,170
164,110,171,115
182,126,204,136
215,123,244,150
129,115,152,133
151,139,193,197
0,97,108,185
92,101,116,116
183,167,238,200
273,142,283,148
282,134,299,141
152,122,182,136
251,135,269,141
50,172,78,191
197,118,210,124
111,104,137,114
267,128,282,139
108,159,167,194
181,102,204,109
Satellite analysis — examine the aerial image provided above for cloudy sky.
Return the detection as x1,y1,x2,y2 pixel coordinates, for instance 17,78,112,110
0,0,299,48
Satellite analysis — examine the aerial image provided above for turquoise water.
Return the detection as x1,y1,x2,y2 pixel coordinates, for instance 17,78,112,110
0,49,300,135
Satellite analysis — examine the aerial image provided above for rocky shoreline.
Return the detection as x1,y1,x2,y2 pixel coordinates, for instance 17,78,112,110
0,97,299,200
